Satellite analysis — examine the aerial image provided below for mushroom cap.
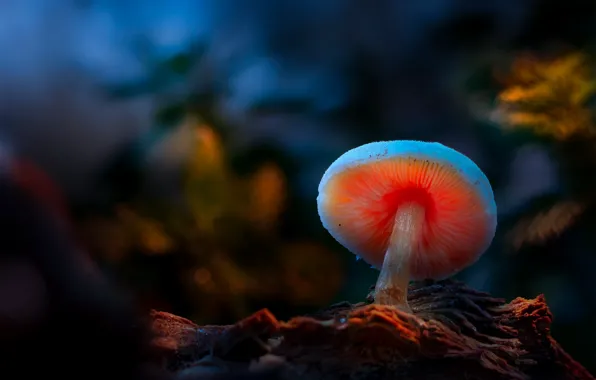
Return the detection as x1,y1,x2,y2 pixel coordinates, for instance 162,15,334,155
317,140,497,280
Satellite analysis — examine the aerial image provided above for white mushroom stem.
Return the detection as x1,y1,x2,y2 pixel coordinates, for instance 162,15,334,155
374,202,425,312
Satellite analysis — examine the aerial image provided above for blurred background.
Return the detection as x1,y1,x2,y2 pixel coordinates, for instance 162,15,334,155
1,0,596,373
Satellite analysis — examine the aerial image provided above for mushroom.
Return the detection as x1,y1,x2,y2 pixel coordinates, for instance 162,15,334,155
317,140,497,312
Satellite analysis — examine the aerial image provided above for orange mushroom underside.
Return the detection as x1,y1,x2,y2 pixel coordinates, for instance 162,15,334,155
319,156,493,280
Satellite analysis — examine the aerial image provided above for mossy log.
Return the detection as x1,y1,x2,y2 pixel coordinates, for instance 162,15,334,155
150,280,594,380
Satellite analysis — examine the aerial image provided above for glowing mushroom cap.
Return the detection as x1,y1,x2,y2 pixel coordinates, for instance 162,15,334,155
317,140,497,280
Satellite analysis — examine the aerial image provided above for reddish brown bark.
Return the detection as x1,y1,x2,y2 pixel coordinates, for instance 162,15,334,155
151,280,594,380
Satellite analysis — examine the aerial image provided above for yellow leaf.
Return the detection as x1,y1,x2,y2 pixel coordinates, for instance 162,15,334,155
187,122,224,176
137,219,174,255
571,80,596,105
247,163,287,232
116,207,174,255
498,84,552,103
183,122,231,232
495,52,596,139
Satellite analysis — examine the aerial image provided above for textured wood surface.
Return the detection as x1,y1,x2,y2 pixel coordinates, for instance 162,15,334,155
151,280,594,380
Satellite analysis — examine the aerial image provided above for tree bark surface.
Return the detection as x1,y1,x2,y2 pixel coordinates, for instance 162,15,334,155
150,280,594,380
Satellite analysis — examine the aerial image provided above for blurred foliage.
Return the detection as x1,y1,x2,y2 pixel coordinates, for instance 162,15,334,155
492,51,596,252
470,48,596,370
506,196,585,251
82,114,343,323
76,44,344,323
494,52,596,139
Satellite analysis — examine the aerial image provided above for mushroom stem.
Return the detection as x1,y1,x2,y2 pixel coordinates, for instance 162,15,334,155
374,202,425,313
